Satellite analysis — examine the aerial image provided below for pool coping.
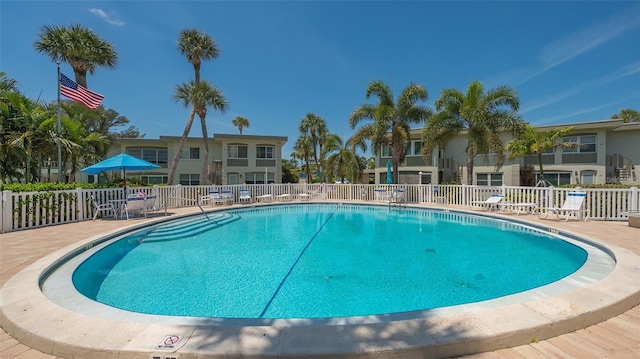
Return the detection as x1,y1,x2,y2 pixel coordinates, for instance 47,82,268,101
1,203,640,358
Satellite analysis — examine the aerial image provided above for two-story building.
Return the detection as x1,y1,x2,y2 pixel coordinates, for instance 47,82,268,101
372,119,639,186
90,133,288,185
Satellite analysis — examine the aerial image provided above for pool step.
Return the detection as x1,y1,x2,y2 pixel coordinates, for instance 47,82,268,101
140,213,240,242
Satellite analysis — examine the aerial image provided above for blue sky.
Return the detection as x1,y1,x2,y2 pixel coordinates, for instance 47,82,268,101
2,1,639,158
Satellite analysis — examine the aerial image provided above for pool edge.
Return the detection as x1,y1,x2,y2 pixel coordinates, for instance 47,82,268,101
1,204,639,358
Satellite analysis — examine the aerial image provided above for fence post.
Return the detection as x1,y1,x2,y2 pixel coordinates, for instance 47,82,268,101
547,186,555,209
631,187,639,212
76,188,85,221
1,190,11,233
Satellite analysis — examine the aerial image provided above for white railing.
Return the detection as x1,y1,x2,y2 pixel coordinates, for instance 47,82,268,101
1,184,638,233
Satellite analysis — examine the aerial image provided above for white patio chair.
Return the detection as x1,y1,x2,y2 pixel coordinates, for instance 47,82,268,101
238,189,252,204
90,195,116,221
540,191,589,221
469,194,504,211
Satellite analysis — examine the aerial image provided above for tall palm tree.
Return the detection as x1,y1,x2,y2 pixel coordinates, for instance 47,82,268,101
34,24,118,88
422,80,524,185
177,29,220,82
299,113,328,182
169,80,228,185
350,80,432,184
232,116,250,134
506,125,578,185
293,134,314,183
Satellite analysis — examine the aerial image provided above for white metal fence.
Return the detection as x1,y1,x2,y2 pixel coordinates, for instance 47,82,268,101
1,184,638,233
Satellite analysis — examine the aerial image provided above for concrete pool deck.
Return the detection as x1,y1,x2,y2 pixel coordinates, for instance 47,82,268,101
1,203,639,358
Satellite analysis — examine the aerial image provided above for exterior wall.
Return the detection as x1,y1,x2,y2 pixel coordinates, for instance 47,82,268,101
83,134,288,185
213,133,288,185
374,119,639,186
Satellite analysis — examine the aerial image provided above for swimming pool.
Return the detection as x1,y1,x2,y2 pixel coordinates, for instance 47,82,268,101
7,203,636,359
52,204,592,320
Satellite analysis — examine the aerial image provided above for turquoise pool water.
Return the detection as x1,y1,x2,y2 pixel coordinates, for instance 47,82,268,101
73,204,587,319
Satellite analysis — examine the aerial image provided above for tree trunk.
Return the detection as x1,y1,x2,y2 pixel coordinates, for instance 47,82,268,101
167,108,197,185
466,146,474,185
537,153,545,179
305,155,313,183
199,115,210,185
73,69,88,88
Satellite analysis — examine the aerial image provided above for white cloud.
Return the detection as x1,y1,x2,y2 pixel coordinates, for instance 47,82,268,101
88,8,125,26
494,5,640,86
521,61,640,114
534,97,633,125
537,10,640,73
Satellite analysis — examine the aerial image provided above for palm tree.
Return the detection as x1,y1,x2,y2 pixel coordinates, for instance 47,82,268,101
293,134,314,183
169,80,228,185
299,113,328,182
324,135,366,184
506,125,578,185
350,80,432,184
7,96,56,183
0,71,19,92
422,80,524,185
232,116,250,134
177,29,220,82
34,24,118,88
611,108,640,123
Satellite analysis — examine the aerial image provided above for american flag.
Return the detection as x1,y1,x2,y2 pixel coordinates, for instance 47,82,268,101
60,73,104,109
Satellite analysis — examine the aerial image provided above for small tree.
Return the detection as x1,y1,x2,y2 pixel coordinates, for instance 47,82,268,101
505,125,578,186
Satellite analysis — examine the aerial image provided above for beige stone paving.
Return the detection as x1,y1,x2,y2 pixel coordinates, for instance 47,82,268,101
1,204,639,359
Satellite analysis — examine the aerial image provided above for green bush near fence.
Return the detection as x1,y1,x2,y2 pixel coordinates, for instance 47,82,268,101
1,183,115,193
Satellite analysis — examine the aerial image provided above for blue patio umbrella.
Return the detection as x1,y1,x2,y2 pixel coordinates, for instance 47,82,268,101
386,159,393,184
81,153,160,189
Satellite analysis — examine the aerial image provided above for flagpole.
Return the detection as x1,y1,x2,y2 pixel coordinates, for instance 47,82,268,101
56,61,63,183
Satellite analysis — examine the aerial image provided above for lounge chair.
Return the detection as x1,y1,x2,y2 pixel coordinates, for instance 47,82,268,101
276,193,292,202
540,191,589,221
90,195,116,221
298,193,312,201
220,189,234,205
238,189,252,204
256,194,273,203
374,188,391,202
469,194,504,211
388,188,406,204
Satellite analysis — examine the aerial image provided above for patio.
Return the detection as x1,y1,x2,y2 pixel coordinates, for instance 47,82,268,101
0,203,638,358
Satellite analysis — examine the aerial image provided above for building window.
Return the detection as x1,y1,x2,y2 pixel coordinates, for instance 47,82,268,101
228,144,248,159
403,141,423,156
126,147,168,166
181,147,200,160
257,145,275,159
141,175,168,185
536,172,571,186
179,174,200,185
244,172,272,184
413,141,422,156
476,173,503,186
563,134,596,153
381,145,392,157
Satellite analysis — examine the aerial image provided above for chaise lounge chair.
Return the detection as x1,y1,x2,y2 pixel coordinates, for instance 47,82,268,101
540,191,589,221
238,189,252,204
469,194,504,211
